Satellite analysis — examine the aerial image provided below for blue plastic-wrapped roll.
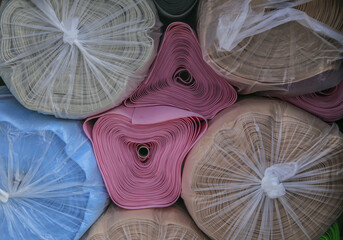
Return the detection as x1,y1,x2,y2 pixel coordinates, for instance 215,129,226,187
0,87,109,240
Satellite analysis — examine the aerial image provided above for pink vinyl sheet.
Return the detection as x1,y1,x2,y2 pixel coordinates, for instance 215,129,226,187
282,80,343,122
124,22,237,119
83,105,207,209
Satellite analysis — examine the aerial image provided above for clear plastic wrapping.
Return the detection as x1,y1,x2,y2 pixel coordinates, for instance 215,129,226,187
0,0,160,119
182,97,343,240
198,0,343,96
282,80,343,122
83,204,209,240
0,87,109,240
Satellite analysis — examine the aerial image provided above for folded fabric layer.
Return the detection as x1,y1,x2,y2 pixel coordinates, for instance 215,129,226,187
125,22,237,119
319,222,340,240
0,0,160,119
0,88,108,240
153,0,198,19
281,81,343,122
182,97,343,240
84,204,208,240
84,106,207,209
198,0,343,96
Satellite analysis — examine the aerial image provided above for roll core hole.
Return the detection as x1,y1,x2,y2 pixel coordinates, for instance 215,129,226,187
137,145,150,160
175,68,194,86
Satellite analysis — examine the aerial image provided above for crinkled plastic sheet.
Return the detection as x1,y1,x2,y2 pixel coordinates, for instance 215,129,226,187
84,105,207,209
83,204,208,240
124,22,237,119
0,0,160,119
153,0,198,19
0,87,109,240
198,0,343,96
182,97,343,240
281,80,343,122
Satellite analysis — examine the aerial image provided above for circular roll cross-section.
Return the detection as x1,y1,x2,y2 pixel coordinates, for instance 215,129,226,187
198,0,343,96
153,0,198,19
125,22,237,119
83,105,207,209
85,204,208,240
0,90,108,240
0,0,159,118
182,97,343,240
282,80,343,122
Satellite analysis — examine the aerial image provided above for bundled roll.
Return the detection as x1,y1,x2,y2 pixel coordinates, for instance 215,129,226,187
153,0,198,19
0,88,108,240
319,222,340,240
198,0,343,96
84,204,208,240
84,105,207,209
0,0,160,119
182,97,343,240
125,22,237,119
281,81,343,122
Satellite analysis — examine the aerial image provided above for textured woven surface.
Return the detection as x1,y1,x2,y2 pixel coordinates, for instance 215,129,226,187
0,0,159,118
0,89,108,240
198,0,343,96
85,204,208,240
182,97,343,240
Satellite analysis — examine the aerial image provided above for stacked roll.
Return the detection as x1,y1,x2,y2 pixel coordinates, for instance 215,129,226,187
0,88,108,240
282,81,343,122
0,0,160,118
182,97,343,240
153,0,198,19
84,106,207,209
198,0,343,96
125,22,237,119
84,204,208,240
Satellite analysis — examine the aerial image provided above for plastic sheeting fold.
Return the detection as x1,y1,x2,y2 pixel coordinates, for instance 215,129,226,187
198,0,343,96
125,22,237,119
0,0,160,119
182,97,343,240
0,87,108,240
84,204,208,240
84,105,207,209
281,81,343,122
153,0,198,19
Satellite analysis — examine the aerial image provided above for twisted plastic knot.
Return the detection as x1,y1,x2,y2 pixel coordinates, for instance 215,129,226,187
261,162,297,198
0,188,9,203
61,18,79,45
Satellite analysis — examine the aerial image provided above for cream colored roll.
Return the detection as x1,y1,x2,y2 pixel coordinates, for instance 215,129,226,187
182,97,343,240
198,0,343,96
0,0,159,118
84,204,208,240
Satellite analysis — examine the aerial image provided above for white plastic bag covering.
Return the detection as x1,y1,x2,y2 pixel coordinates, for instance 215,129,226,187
182,97,343,240
0,86,109,240
198,0,343,96
0,0,160,119
83,204,209,240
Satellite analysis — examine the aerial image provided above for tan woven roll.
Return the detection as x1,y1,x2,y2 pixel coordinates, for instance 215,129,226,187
198,0,343,96
182,97,343,240
0,0,159,118
84,204,208,240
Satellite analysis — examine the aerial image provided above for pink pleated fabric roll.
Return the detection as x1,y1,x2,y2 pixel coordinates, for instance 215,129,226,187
83,106,207,209
282,81,343,122
124,22,237,119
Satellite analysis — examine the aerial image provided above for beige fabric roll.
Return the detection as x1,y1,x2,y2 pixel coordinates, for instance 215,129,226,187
0,0,159,118
198,0,343,96
84,204,208,240
182,97,343,240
